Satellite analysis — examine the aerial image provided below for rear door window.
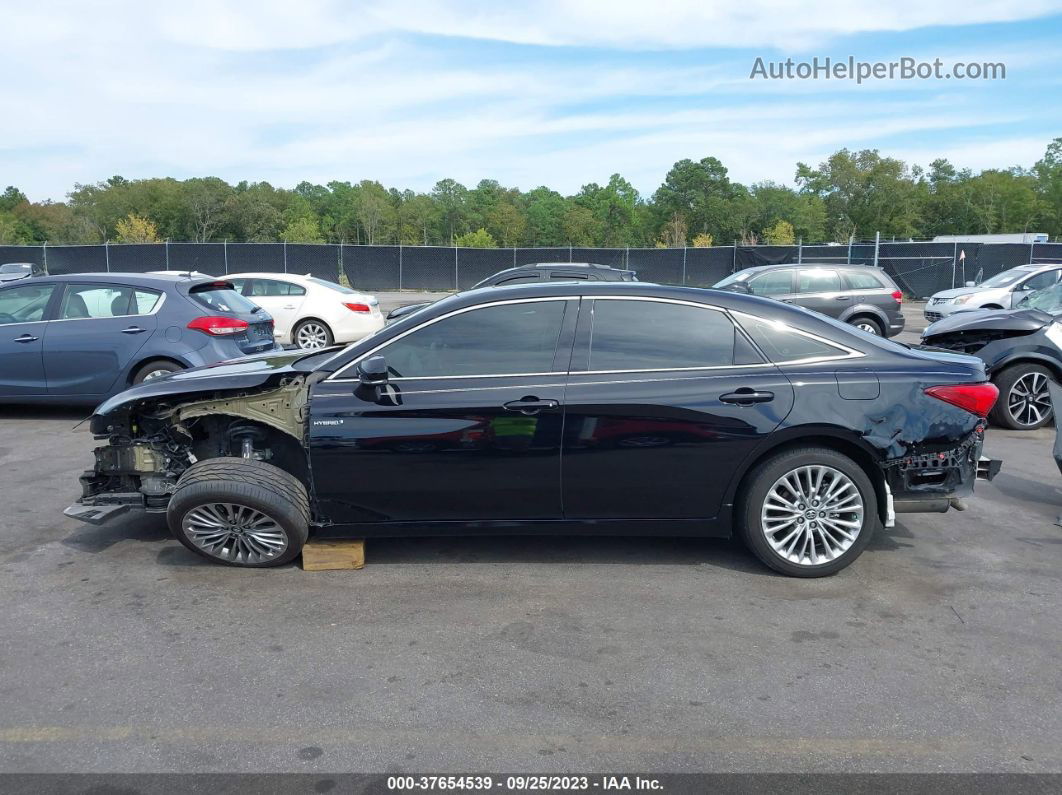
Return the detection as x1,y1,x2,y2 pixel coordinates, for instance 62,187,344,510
60,284,135,319
249,279,306,297
588,299,735,371
797,270,841,293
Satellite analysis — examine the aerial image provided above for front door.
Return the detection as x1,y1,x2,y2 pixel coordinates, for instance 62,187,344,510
0,282,57,397
43,283,158,397
308,297,577,526
561,297,794,520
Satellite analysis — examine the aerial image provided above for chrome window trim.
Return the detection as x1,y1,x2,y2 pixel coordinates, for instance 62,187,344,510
729,309,864,364
328,296,578,382
50,287,167,323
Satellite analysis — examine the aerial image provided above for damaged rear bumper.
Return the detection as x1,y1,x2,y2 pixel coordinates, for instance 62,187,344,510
884,429,1001,518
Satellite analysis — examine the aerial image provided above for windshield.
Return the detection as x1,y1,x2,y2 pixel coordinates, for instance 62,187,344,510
980,267,1035,288
1018,282,1062,315
0,263,31,274
307,277,356,295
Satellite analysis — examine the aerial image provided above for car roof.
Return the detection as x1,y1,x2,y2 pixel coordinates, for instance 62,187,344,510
0,272,227,289
226,272,314,280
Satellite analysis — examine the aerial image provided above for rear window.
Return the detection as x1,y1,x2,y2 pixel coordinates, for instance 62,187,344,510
307,277,356,294
190,284,260,314
845,271,887,290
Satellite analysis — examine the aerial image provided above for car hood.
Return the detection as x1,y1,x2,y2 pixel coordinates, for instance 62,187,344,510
930,287,980,300
922,308,1054,338
91,348,322,422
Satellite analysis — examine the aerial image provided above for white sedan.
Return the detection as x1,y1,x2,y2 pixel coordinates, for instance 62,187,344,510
226,273,384,350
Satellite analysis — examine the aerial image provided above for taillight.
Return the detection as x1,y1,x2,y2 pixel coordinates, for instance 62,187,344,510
187,316,250,336
925,383,999,417
343,302,371,313
891,290,903,304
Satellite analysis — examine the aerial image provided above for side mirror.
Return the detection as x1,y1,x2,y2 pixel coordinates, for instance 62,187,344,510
357,354,389,386
965,281,976,288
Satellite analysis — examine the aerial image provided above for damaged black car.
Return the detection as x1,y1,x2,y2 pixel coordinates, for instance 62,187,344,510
67,282,1001,577
921,281,1062,430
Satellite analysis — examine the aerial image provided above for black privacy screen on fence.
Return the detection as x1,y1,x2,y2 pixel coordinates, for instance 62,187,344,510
5,241,1062,296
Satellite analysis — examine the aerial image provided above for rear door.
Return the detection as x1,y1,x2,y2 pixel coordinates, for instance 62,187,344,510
43,283,160,396
793,268,846,318
561,296,794,521
0,282,58,397
244,278,307,341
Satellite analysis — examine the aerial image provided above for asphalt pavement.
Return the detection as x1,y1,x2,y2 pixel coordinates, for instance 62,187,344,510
0,299,1060,773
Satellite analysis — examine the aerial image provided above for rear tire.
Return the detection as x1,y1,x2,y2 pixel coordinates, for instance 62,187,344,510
167,457,309,568
293,319,333,350
990,363,1054,430
737,446,878,577
849,316,883,336
132,359,183,384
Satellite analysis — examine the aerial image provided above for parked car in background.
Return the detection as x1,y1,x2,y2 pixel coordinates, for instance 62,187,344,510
0,262,36,284
921,281,1062,430
0,273,277,404
924,263,1062,323
713,263,905,337
68,282,1000,577
386,262,637,322
225,273,383,350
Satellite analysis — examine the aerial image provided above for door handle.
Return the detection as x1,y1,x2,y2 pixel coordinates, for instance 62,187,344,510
834,295,850,301
720,388,774,405
121,326,147,334
503,397,559,415
283,304,296,310
14,334,38,343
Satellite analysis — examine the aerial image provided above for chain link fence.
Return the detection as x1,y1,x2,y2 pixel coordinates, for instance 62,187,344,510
2,240,1061,297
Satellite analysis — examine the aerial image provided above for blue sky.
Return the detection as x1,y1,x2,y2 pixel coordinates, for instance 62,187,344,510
2,0,1061,201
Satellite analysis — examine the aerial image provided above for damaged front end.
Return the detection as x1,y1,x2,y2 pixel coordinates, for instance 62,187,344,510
66,357,315,526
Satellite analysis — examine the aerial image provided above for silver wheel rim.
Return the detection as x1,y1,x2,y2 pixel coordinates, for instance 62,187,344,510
761,465,864,566
142,368,172,381
295,322,329,349
855,322,879,335
1007,372,1052,427
182,502,288,564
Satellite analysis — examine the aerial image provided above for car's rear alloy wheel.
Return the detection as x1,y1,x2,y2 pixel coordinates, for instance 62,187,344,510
851,317,883,336
739,447,877,577
761,466,863,565
167,457,309,567
294,320,333,350
990,363,1054,430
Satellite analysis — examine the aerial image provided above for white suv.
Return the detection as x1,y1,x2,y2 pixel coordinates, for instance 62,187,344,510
925,264,1062,322
226,273,384,349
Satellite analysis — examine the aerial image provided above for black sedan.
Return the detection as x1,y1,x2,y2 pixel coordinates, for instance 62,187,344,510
67,282,1000,577
921,282,1062,430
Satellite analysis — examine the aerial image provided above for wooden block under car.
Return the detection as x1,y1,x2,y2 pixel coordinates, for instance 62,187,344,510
301,539,365,571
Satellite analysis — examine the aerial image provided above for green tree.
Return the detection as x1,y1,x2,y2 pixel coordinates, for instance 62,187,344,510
762,219,795,244
282,215,325,243
431,179,469,243
1033,138,1062,238
487,201,526,247
454,227,497,248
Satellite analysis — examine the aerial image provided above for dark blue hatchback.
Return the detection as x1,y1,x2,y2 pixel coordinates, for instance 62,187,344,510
0,273,278,404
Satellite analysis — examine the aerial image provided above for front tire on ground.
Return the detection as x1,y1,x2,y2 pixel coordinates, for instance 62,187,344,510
737,446,878,577
990,363,1055,430
166,457,309,567
292,319,334,350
